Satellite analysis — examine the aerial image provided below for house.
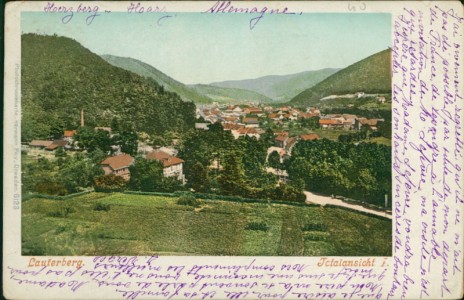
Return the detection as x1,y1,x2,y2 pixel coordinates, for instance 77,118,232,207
222,123,242,131
242,117,259,128
29,140,54,149
285,137,298,153
223,116,239,123
45,140,69,151
356,118,382,131
100,154,135,180
146,150,185,183
231,127,260,139
63,130,77,142
319,118,344,129
300,133,319,141
275,133,289,148
28,140,54,155
243,107,262,115
195,123,210,130
268,113,282,121
306,107,321,116
377,96,386,103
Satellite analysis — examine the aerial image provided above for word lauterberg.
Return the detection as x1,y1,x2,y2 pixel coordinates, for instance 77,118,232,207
317,257,376,267
28,257,83,269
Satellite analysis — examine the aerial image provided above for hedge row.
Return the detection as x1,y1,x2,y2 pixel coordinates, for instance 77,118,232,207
123,190,319,208
22,190,92,202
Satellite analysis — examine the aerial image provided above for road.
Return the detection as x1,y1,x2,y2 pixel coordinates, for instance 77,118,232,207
304,191,392,219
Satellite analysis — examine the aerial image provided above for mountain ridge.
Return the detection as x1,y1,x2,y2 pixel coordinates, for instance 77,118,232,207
101,55,212,104
210,68,340,102
289,49,392,107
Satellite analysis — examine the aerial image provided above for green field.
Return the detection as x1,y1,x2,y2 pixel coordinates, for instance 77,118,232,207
22,193,391,256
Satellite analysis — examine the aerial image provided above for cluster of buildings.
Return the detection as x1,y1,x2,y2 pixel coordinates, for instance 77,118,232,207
196,103,383,139
23,102,384,185
25,127,185,184
100,149,185,183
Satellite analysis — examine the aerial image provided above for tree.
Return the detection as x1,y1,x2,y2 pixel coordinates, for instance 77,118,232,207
74,127,112,153
127,158,164,191
217,151,248,195
188,162,210,192
261,127,275,147
94,174,127,192
113,129,138,156
268,151,282,169
54,147,67,158
59,154,104,193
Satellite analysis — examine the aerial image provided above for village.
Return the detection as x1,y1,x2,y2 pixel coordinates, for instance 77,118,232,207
23,97,388,188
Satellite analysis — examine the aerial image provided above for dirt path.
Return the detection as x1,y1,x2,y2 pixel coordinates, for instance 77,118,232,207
304,191,392,219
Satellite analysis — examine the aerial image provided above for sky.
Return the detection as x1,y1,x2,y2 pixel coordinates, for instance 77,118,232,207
22,11,391,84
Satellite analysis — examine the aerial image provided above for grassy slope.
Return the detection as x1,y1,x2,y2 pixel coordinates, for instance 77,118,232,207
290,49,392,107
211,68,340,102
22,193,392,256
189,84,272,104
101,55,212,104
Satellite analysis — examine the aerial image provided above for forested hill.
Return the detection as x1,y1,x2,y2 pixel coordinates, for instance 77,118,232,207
289,49,392,107
21,34,196,141
101,55,212,104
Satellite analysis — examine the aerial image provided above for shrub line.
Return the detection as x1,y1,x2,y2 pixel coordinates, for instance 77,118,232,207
22,190,93,202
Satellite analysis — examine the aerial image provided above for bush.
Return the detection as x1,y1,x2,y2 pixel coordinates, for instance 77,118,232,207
93,202,111,212
245,222,269,231
176,192,201,208
46,205,75,218
301,223,328,232
35,181,68,196
94,174,126,192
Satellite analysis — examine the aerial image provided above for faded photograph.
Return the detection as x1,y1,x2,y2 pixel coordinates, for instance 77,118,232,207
20,10,392,256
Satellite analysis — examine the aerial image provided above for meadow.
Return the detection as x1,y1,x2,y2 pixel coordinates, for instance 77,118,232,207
22,192,392,256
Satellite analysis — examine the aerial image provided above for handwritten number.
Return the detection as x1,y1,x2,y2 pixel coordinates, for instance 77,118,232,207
348,2,367,12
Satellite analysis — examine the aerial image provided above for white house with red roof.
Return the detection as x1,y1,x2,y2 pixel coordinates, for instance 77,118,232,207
146,150,185,183
100,154,135,180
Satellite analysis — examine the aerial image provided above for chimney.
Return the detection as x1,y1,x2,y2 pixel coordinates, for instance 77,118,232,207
81,109,84,127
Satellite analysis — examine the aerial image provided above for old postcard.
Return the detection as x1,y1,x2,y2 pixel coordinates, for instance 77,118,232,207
3,1,463,299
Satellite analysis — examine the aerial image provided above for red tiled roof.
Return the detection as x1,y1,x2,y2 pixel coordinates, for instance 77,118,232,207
268,113,279,119
300,134,320,141
359,118,379,126
319,119,341,125
146,151,184,167
237,127,258,135
64,130,77,137
45,140,69,150
300,113,318,119
243,117,258,124
286,137,298,149
101,154,134,171
30,140,53,147
222,123,242,130
224,117,238,122
244,108,262,114
275,134,288,142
